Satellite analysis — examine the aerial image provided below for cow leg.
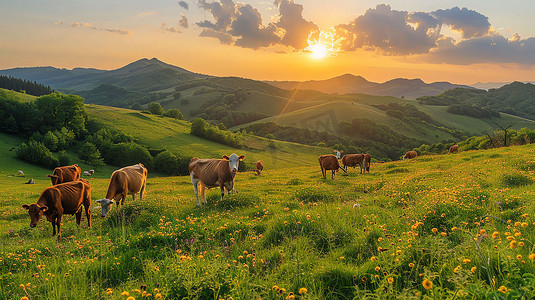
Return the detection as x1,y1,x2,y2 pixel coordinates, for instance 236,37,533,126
321,167,325,179
121,192,127,205
132,193,137,202
140,178,146,201
56,215,62,237
220,184,225,201
51,220,56,236
200,183,207,204
191,172,201,206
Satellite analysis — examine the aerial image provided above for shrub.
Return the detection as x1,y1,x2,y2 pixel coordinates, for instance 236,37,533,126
105,142,153,168
78,142,104,166
154,150,179,175
163,108,184,120
147,102,164,115
16,140,59,168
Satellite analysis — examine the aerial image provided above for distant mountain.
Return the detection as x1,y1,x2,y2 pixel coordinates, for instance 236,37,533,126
266,74,471,99
471,81,535,90
0,58,209,91
418,82,535,120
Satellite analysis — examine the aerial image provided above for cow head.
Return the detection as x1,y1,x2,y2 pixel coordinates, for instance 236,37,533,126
46,174,59,185
96,199,115,217
334,150,343,159
22,204,48,228
222,153,245,173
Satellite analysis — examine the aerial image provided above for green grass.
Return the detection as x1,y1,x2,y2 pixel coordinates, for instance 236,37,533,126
2,143,535,299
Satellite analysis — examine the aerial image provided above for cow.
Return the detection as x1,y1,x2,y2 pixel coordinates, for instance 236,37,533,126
334,150,344,159
89,169,95,175
96,164,148,218
403,151,418,160
83,171,90,176
18,170,24,176
255,160,264,175
449,145,459,154
363,153,372,173
319,154,346,179
341,154,365,174
189,154,245,206
22,180,91,237
47,164,81,185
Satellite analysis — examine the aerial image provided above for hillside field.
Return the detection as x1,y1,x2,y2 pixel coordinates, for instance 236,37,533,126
2,144,535,299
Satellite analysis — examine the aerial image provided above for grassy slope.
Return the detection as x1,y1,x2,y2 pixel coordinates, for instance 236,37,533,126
86,105,327,169
2,143,535,299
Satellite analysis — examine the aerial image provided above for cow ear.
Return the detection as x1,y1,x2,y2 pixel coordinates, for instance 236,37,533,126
22,204,30,210
46,174,58,179
333,150,336,153
341,151,344,153
222,155,229,160
40,206,48,212
238,155,245,161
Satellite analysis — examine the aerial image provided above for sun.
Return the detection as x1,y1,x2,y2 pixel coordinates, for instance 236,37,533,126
304,28,343,59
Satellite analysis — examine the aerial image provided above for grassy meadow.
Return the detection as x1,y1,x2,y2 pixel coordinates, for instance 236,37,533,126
1,143,535,299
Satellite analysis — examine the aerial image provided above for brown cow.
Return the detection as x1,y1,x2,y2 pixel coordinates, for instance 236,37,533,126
319,154,346,179
341,154,365,174
96,164,148,217
189,153,245,206
449,145,459,153
363,153,372,173
255,160,264,175
403,151,417,160
22,180,91,237
47,164,81,185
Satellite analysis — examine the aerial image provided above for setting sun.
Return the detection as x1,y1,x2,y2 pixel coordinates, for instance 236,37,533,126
304,28,343,59
309,43,328,59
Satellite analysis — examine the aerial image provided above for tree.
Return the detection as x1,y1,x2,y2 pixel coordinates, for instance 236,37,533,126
154,151,179,175
163,108,184,120
148,102,164,115
78,142,104,166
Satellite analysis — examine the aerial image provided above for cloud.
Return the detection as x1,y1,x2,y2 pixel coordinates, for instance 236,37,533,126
178,1,189,10
273,0,318,49
179,13,189,28
196,0,316,50
161,22,181,33
335,4,438,55
429,34,535,65
70,22,130,35
432,7,490,39
54,20,63,25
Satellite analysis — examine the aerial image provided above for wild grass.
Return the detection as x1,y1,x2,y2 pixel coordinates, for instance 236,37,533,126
2,144,535,299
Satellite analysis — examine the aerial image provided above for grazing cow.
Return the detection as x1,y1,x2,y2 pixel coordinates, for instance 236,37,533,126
319,154,346,179
334,150,344,159
363,153,372,173
89,169,95,175
96,163,148,218
18,170,24,176
83,171,90,176
341,154,365,174
47,164,81,185
255,160,264,175
403,151,418,160
449,145,459,154
22,180,91,237
189,154,245,206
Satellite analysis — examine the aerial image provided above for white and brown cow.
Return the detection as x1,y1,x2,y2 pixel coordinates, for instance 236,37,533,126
189,154,245,206
255,160,264,175
334,150,344,159
363,153,372,173
22,180,91,237
319,154,346,179
96,163,148,217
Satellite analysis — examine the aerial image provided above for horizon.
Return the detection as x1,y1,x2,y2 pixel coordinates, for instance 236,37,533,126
1,1,534,84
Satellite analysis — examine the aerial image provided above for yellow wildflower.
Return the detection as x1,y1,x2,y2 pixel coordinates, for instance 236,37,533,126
422,279,433,290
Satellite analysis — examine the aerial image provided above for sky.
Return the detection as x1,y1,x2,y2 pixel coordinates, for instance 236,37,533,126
0,0,534,84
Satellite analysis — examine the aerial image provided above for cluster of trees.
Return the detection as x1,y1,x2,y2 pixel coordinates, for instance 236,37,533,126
146,102,184,119
417,83,535,120
190,118,244,148
447,103,500,119
0,75,54,96
0,91,87,138
371,103,436,124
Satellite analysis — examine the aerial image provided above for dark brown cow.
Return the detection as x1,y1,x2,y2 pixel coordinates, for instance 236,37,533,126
341,154,365,174
22,180,91,237
363,153,372,173
449,145,459,153
319,154,346,179
96,164,148,217
47,164,81,185
403,151,418,160
189,153,245,206
255,160,264,175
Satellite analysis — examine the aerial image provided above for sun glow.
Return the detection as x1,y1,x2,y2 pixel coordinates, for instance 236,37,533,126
304,28,343,59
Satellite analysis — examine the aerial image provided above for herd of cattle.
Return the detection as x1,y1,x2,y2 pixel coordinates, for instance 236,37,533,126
21,145,459,238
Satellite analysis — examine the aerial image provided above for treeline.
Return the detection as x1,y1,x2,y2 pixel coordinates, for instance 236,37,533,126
0,75,54,96
447,103,500,119
413,127,535,155
78,84,171,110
191,118,244,148
417,82,535,120
243,118,421,161
371,103,436,124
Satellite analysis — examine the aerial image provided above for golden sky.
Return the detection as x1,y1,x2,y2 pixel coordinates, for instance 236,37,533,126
1,0,534,84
